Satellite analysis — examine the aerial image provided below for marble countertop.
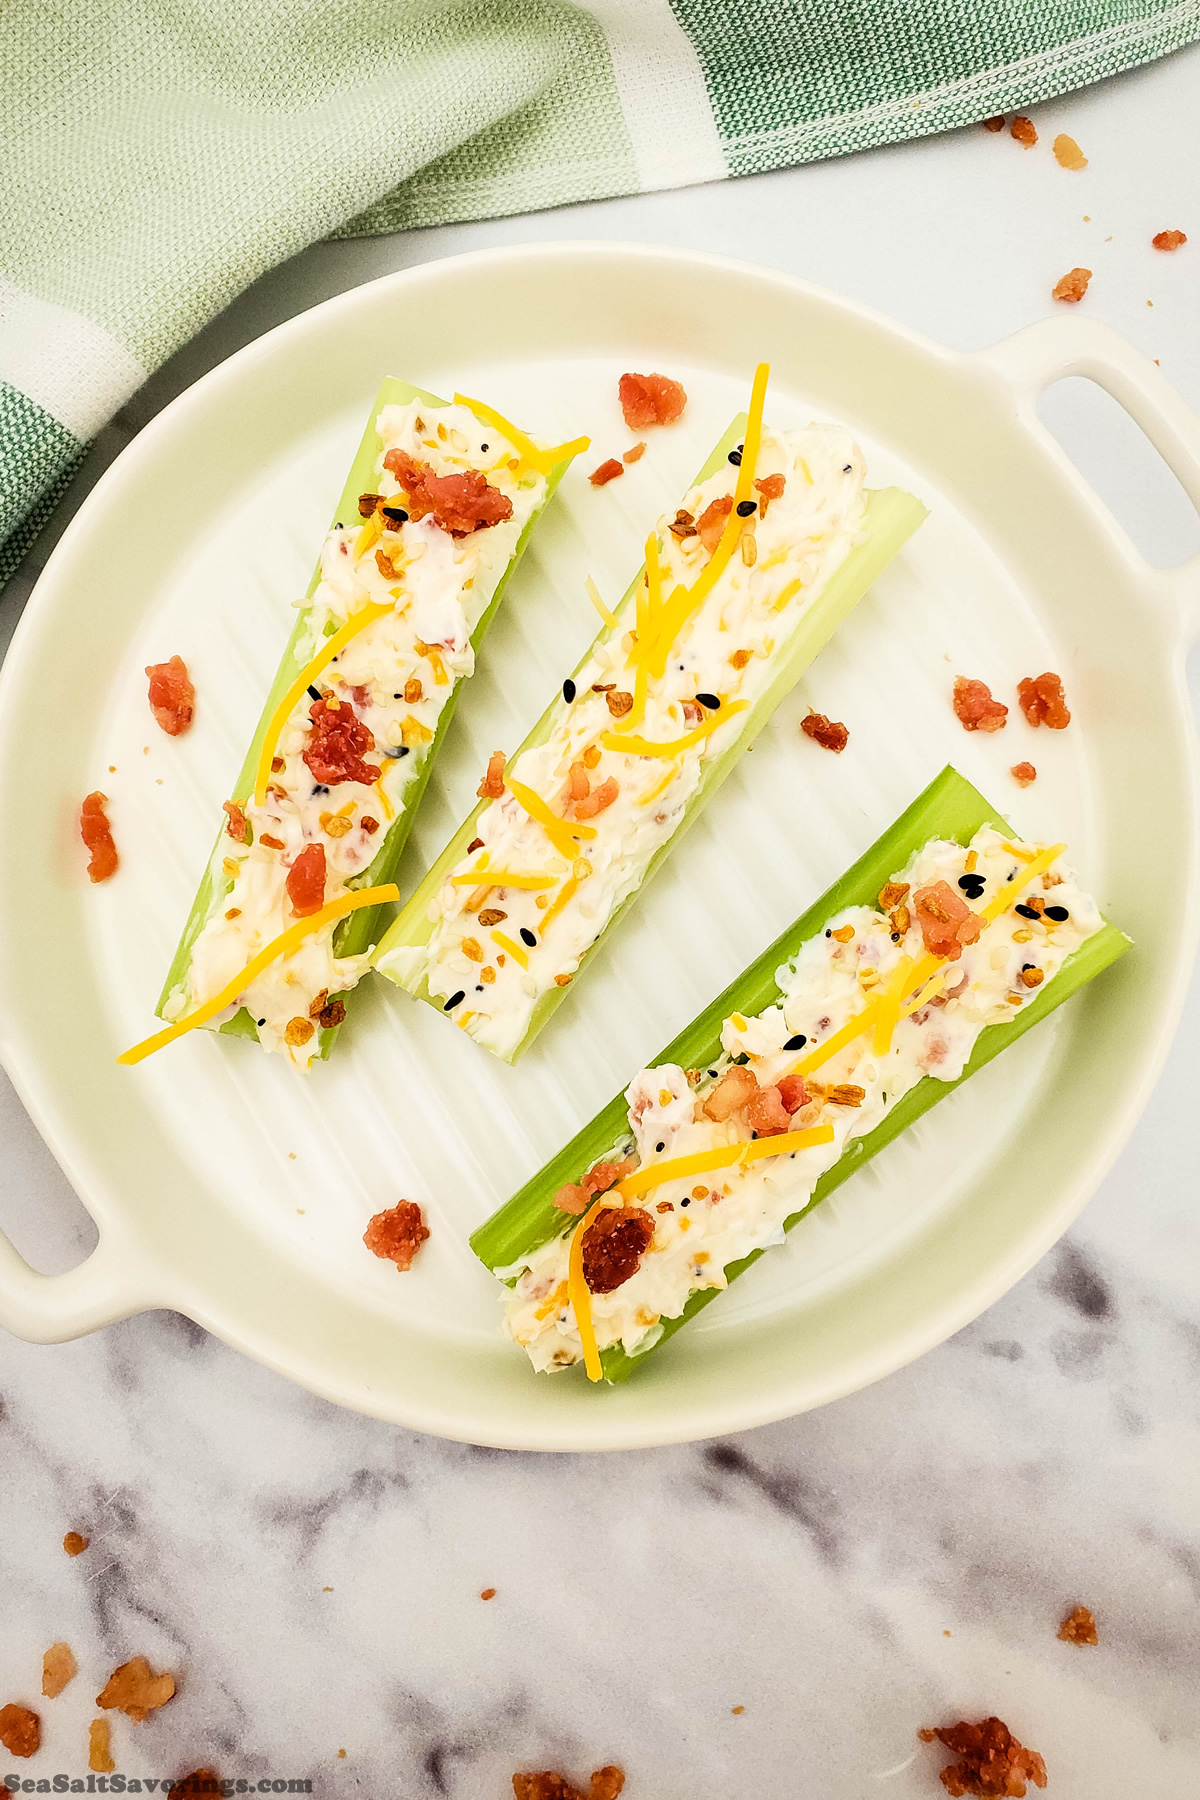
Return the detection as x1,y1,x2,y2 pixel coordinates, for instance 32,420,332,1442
3,44,1199,1800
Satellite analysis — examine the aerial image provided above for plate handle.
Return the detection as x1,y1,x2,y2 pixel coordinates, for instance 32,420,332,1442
0,1223,155,1343
979,316,1200,647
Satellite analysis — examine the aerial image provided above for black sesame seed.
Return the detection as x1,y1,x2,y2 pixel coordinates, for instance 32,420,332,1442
307,684,323,702
784,1034,807,1051
708,1069,718,1079
562,678,576,704
393,693,402,699
481,442,489,452
443,991,465,1012
736,499,757,518
958,874,985,893
257,1018,266,1027
311,784,329,796
519,927,537,947
476,984,484,992
1015,903,1040,919
679,1197,690,1208
825,928,832,938
656,1141,665,1153
695,693,720,710
334,522,343,530
1045,905,1070,922
890,932,901,943
842,463,852,473
381,505,408,523
728,449,742,466
733,1052,750,1065
1022,962,1035,971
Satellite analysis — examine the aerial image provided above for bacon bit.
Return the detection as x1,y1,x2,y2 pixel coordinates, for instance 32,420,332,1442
801,709,849,753
88,1718,115,1775
1010,115,1037,147
572,777,619,819
480,1587,497,1601
878,881,910,911
308,988,329,1017
513,1771,625,1800
382,448,513,536
589,457,624,487
1152,229,1187,251
730,647,752,670
891,904,911,936
462,936,484,962
270,755,285,773
743,1083,791,1137
96,1657,176,1724
477,907,506,927
696,493,733,554
623,442,647,464
583,743,602,769
553,1183,590,1215
363,1200,429,1271
317,998,346,1029
303,695,380,786
914,880,984,961
1057,1604,1098,1645
618,371,687,430
284,1016,315,1047
404,676,423,704
284,842,326,917
567,762,591,803
145,655,195,736
702,1064,758,1122
589,1772,625,1800
218,800,249,850
42,1642,77,1699
477,749,506,799
63,1531,89,1557
1053,266,1092,303
361,814,380,834
777,1073,809,1113
1053,133,1087,170
554,973,572,986
754,472,786,515
0,1705,39,1758
358,492,381,517
919,1717,1047,1797
583,1157,637,1197
983,115,1005,132
953,677,1008,732
605,689,634,718
80,792,118,882
1018,671,1071,728
1018,966,1044,988
1004,761,1038,789
668,508,697,540
258,833,285,851
826,1084,866,1107
581,1206,656,1293
830,924,855,944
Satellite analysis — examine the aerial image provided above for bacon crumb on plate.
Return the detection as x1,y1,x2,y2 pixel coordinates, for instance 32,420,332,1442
952,677,1007,732
1018,672,1071,728
382,448,513,537
1010,762,1037,786
1057,1603,1098,1644
1152,229,1187,251
0,1703,40,1757
983,115,1005,132
145,655,195,736
42,1641,77,1698
364,1200,430,1272
88,1718,115,1775
696,492,733,553
582,1206,655,1294
801,709,849,753
589,457,625,487
622,442,647,464
80,791,118,882
63,1530,89,1556
919,1717,1047,1797
618,371,687,430
914,881,983,961
285,842,327,917
513,1768,625,1800
1010,115,1037,147
1052,266,1092,303
303,695,380,787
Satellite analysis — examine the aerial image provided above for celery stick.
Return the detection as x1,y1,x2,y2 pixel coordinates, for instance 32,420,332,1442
158,378,574,1057
468,766,1130,1382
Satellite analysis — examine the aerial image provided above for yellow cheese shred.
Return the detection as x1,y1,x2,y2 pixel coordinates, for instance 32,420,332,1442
252,603,394,805
118,884,400,1065
490,930,529,968
452,393,589,476
584,576,619,631
505,776,596,857
538,874,581,929
871,954,913,1057
600,700,747,759
447,870,555,890
616,1124,836,1201
789,1001,880,1078
568,1195,618,1382
981,843,1066,922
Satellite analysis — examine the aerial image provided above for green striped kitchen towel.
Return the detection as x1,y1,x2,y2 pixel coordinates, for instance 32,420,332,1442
4,0,1199,587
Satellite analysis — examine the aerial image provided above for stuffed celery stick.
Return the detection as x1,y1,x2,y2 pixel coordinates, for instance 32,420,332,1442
375,364,926,1061
469,766,1130,1381
124,380,585,1070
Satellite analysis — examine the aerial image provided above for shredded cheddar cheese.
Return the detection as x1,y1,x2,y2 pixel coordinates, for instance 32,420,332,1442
505,776,596,857
584,576,618,631
119,885,400,1064
452,392,589,476
600,700,748,758
615,1125,835,1201
567,1195,618,1381
253,603,393,805
490,930,529,968
448,870,555,890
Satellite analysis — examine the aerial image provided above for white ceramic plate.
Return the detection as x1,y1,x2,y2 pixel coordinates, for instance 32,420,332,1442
1,244,1197,1450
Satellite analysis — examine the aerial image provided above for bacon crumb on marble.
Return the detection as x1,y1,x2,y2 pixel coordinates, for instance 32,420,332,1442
1057,1604,1098,1645
918,1716,1047,1797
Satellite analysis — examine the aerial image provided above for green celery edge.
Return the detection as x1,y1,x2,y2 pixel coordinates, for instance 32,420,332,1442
374,418,928,1063
156,378,575,1058
466,764,1131,1383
